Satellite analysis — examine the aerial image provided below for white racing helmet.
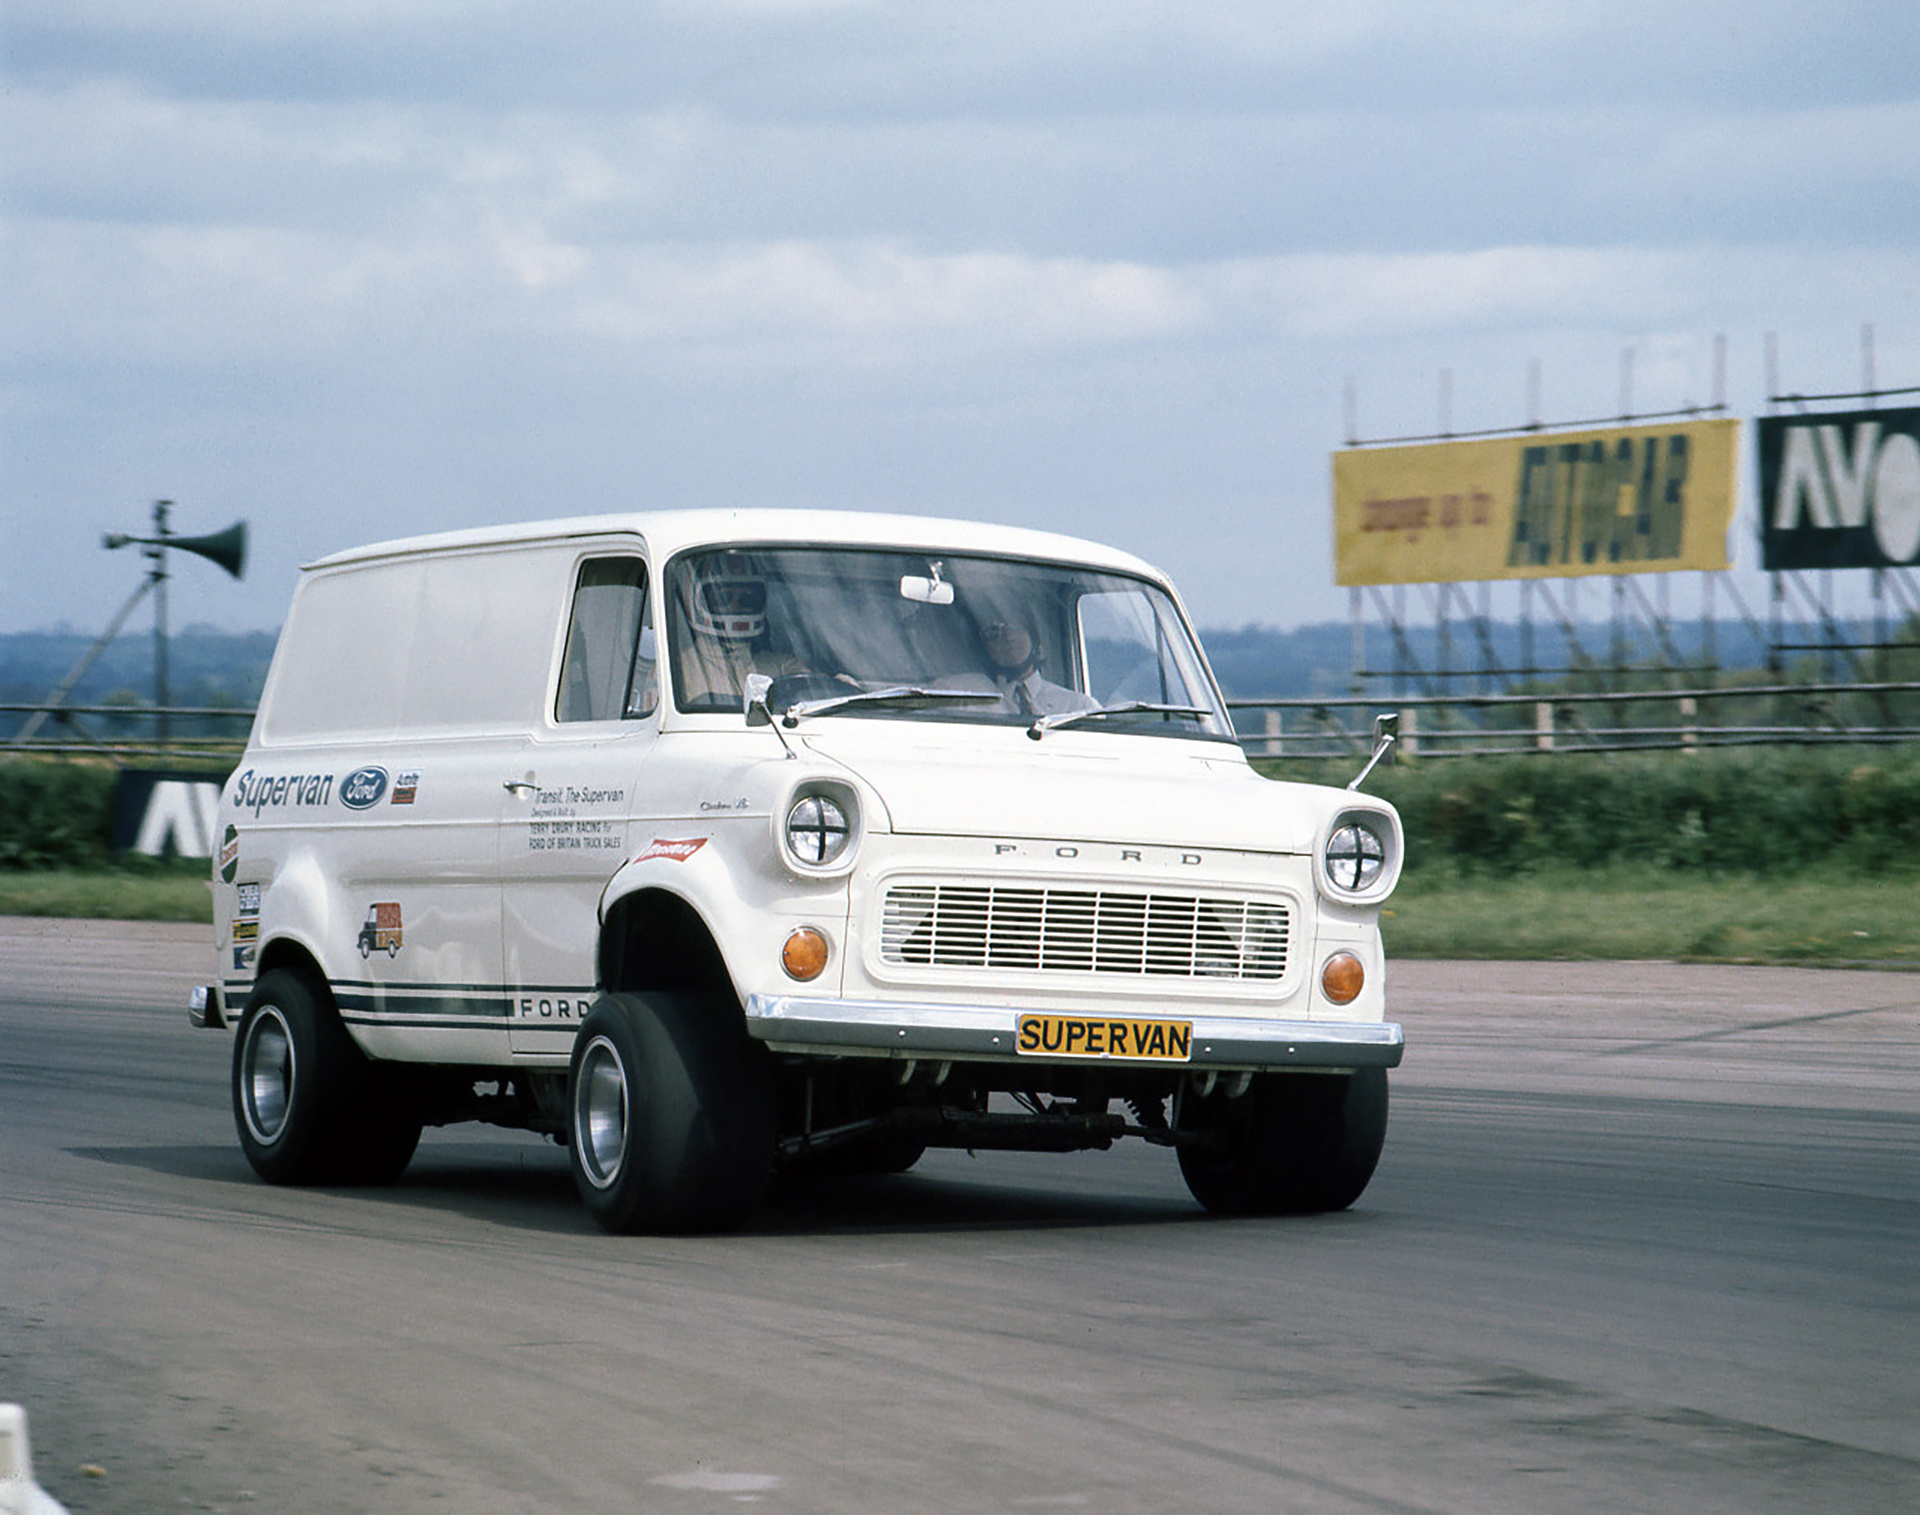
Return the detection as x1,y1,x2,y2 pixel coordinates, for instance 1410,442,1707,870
689,568,768,641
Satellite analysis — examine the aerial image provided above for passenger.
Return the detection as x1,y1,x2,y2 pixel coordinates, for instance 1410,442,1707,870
978,618,1096,717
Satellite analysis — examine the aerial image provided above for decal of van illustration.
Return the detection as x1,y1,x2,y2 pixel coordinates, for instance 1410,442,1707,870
357,901,403,958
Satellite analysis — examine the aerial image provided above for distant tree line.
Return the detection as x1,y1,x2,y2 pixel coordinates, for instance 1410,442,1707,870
0,615,1835,713
0,627,277,713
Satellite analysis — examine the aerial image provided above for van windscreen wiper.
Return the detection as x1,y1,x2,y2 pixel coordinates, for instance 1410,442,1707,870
1026,701,1209,740
746,677,1003,729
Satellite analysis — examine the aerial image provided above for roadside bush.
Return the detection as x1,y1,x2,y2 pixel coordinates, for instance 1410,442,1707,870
1262,745,1920,878
0,759,117,869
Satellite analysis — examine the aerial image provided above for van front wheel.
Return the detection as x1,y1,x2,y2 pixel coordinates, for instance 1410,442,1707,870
568,992,775,1234
1177,1068,1388,1216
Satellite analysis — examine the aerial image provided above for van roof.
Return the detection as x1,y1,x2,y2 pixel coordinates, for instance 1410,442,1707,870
306,509,1164,581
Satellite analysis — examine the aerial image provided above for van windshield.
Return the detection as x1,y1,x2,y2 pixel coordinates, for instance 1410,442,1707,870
663,546,1233,740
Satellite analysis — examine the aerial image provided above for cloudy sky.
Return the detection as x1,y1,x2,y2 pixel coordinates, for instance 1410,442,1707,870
4,0,1916,637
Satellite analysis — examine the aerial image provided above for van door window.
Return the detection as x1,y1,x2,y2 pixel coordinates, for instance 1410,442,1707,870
557,558,655,722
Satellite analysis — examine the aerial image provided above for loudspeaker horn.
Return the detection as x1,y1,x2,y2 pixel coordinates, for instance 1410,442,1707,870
170,520,248,580
103,519,248,579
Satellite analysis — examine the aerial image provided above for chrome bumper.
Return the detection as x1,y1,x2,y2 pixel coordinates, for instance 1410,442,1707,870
188,984,227,1029
744,993,1403,1070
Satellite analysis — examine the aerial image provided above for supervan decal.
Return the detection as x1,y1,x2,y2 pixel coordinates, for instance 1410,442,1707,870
340,766,389,810
230,769,335,816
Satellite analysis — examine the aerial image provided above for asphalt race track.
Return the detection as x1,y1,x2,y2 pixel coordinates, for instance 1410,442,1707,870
2,917,1916,1514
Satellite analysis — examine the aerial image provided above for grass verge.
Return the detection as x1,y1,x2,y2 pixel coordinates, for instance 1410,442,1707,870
0,862,212,923
1386,861,1920,966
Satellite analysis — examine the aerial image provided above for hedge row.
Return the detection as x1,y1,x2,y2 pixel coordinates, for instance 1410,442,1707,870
1326,746,1920,875
0,759,117,869
10,747,1920,878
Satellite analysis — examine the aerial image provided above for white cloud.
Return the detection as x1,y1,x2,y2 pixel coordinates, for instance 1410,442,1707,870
3,2,1917,636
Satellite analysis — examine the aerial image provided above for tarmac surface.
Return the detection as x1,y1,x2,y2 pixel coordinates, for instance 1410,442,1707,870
2,916,1917,1513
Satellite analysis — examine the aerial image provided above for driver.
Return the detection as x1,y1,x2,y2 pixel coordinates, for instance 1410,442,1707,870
676,565,806,707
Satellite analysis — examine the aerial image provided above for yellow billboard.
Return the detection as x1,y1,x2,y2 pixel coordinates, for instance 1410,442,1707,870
1332,418,1739,586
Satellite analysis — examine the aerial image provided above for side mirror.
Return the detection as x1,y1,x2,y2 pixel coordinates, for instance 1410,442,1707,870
743,673,773,727
1347,711,1398,791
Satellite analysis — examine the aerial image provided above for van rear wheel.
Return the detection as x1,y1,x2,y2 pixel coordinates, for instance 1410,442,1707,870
1177,1068,1388,1216
568,992,775,1234
233,968,421,1185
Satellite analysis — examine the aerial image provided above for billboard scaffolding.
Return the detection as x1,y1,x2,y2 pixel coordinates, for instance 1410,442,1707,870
1332,411,1750,724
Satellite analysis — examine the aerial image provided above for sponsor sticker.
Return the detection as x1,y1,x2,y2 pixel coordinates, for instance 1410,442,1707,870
218,824,240,884
634,837,708,864
340,766,389,810
391,769,420,805
231,919,259,944
237,881,260,917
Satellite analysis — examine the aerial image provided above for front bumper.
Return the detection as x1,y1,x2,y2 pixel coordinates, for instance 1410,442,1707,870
189,984,227,1029
744,993,1403,1070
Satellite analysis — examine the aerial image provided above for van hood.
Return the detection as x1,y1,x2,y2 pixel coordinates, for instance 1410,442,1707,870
799,728,1330,855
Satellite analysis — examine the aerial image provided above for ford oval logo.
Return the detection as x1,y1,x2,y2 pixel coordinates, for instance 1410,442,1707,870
340,766,389,810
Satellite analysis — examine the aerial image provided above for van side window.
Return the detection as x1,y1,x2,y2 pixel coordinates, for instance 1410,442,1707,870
558,558,655,723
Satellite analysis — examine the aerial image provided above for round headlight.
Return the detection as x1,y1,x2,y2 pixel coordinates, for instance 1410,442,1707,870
785,793,851,867
1326,822,1385,892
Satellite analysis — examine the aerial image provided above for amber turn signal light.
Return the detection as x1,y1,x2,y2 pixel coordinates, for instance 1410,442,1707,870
1320,950,1364,1005
782,926,831,981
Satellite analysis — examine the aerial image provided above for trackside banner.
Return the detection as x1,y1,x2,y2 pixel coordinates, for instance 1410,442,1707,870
1757,407,1920,570
1332,418,1739,587
111,769,232,857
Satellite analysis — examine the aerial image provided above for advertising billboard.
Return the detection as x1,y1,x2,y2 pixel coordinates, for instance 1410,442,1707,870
1757,407,1920,571
1333,418,1740,587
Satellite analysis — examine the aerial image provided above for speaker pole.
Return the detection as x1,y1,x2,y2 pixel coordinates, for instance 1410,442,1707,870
13,503,256,754
152,500,172,747
10,576,157,745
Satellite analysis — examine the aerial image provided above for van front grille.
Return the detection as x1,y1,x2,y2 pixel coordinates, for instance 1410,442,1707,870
878,882,1290,980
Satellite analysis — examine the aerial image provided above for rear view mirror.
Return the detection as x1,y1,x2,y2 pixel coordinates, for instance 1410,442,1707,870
901,560,954,605
900,574,954,605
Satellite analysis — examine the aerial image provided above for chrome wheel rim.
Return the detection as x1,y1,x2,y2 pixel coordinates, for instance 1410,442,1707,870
240,1006,295,1145
574,1035,630,1190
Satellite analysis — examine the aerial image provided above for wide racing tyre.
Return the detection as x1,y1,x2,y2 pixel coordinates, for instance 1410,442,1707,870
568,992,777,1234
1177,1068,1388,1217
233,967,422,1186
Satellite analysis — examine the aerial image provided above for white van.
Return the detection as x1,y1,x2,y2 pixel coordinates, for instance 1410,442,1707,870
193,511,1404,1232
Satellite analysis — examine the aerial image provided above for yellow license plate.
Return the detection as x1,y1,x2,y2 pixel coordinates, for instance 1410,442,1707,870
1015,1014,1193,1062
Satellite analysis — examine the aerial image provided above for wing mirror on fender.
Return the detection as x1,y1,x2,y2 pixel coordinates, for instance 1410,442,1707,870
743,673,773,727
742,673,799,758
1348,711,1398,792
